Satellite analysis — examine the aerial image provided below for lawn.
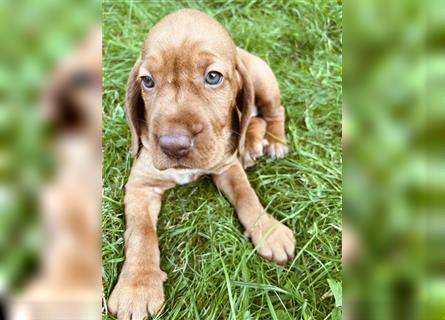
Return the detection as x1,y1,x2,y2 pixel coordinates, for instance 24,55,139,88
102,1,342,319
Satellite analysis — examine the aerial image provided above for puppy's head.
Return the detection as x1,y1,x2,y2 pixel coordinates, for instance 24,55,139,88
125,9,253,170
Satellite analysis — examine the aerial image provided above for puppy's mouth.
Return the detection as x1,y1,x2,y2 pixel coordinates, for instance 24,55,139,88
169,163,191,170
153,154,195,171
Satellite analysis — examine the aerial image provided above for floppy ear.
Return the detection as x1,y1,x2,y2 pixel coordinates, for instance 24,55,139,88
125,57,145,157
235,55,254,156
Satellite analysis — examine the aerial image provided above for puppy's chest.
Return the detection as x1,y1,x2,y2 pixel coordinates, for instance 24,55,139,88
162,168,208,185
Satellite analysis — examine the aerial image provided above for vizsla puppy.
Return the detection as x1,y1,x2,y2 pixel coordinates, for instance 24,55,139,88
108,9,295,319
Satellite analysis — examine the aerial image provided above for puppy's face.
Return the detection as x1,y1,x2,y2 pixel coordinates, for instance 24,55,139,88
126,10,252,170
140,41,238,170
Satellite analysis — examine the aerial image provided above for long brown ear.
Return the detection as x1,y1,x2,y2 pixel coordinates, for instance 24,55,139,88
125,57,144,157
235,55,254,156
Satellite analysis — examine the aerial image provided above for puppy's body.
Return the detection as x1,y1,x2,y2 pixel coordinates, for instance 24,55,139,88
109,9,295,320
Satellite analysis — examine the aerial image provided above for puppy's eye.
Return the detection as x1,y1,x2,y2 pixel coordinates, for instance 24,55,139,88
141,75,155,89
205,71,223,86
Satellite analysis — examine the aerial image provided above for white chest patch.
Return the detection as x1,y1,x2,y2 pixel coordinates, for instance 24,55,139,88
162,168,207,185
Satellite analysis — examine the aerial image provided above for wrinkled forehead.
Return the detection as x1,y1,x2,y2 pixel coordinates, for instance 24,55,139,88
140,10,236,74
141,41,230,77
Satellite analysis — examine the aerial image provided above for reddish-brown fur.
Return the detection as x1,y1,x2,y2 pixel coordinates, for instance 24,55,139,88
108,9,294,320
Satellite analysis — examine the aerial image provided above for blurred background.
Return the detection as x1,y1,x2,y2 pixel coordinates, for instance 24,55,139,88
2,0,444,319
344,0,445,319
0,0,100,319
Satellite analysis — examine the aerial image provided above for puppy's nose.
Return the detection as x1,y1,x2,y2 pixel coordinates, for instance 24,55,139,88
159,134,192,158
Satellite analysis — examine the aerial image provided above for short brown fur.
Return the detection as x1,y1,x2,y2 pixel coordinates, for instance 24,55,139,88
109,9,294,320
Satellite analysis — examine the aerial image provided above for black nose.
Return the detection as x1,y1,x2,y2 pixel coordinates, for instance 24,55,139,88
159,134,192,158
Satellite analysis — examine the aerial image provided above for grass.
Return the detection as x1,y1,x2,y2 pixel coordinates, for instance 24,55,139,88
102,1,342,319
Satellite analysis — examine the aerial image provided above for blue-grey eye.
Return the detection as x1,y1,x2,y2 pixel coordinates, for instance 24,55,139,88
205,71,223,86
142,75,155,89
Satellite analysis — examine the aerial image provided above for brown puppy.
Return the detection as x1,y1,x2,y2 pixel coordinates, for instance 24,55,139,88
108,9,294,319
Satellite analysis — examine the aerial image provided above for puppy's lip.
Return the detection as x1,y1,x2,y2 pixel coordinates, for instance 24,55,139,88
172,164,190,169
156,162,192,171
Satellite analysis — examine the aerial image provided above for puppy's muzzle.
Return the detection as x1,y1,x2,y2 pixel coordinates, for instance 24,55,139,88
159,134,192,158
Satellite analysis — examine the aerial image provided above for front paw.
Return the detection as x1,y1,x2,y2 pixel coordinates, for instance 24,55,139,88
245,214,295,265
265,142,288,159
242,138,268,169
108,269,167,320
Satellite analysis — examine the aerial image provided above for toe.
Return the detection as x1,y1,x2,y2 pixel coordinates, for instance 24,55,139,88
242,153,255,169
265,143,288,159
257,244,273,261
271,244,289,265
266,144,278,159
284,228,295,243
147,301,163,316
132,311,148,320
277,144,288,158
283,237,295,259
117,310,131,320
252,142,264,159
131,304,149,320
108,293,118,315
147,291,164,316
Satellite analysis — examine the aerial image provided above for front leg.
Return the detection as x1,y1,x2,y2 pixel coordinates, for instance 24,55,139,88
108,182,169,320
212,162,295,264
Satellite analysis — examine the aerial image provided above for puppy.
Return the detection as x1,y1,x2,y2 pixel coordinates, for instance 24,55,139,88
108,9,295,319
12,27,102,320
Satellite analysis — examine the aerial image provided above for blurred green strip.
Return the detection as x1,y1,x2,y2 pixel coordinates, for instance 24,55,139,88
344,0,445,319
0,0,99,291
